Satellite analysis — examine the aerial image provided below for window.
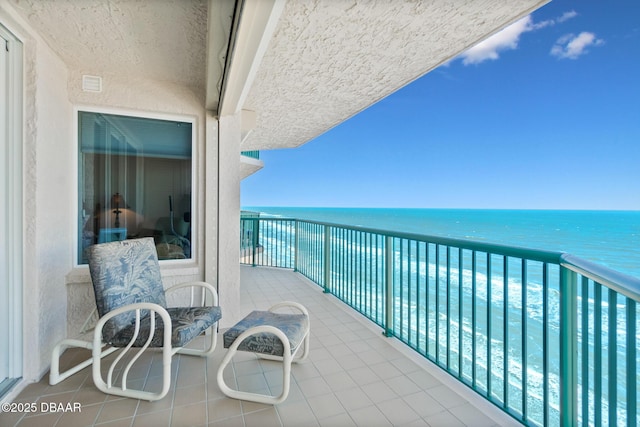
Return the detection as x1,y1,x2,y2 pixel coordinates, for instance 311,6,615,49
78,111,193,263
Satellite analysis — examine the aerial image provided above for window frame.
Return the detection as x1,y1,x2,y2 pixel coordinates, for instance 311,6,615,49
74,106,198,267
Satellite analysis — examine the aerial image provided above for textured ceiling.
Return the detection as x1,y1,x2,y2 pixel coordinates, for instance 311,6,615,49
242,0,548,151
8,0,549,152
9,0,210,90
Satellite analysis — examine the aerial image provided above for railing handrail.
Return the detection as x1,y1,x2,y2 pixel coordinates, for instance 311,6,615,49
243,216,566,265
244,216,640,302
561,253,640,302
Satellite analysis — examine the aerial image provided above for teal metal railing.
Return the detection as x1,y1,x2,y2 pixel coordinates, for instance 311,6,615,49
241,150,260,159
240,216,640,427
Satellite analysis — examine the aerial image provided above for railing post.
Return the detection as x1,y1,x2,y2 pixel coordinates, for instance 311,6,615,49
384,235,393,337
294,220,299,272
323,225,331,293
627,299,637,427
251,218,259,267
560,266,578,427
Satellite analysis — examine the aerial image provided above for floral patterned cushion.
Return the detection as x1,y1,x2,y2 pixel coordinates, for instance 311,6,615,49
86,238,167,342
223,310,309,356
109,306,222,347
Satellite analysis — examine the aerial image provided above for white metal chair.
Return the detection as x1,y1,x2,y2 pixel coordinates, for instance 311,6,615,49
50,237,221,401
217,301,310,404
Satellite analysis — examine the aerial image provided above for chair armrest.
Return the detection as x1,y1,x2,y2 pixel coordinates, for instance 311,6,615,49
93,302,172,349
165,281,219,307
268,301,309,317
92,302,173,396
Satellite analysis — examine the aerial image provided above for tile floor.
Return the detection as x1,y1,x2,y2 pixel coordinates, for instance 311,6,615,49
1,266,521,426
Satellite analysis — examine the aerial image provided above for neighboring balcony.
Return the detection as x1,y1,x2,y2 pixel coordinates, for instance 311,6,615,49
241,151,263,179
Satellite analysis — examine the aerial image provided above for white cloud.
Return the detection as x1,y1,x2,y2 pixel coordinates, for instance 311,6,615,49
533,10,577,30
459,10,579,65
550,32,605,59
557,10,578,23
460,16,531,65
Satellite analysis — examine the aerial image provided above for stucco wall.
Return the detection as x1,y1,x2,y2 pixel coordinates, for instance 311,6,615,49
31,39,75,380
1,0,220,385
0,2,73,381
64,73,211,336
216,114,242,327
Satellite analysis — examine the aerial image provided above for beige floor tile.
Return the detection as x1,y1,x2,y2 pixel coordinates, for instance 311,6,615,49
93,417,134,427
306,393,345,420
426,384,468,409
8,266,512,427
321,371,357,392
56,403,101,427
239,398,272,415
171,401,207,427
348,405,392,427
131,409,171,427
236,372,269,393
402,391,446,418
0,409,24,427
361,381,396,404
94,398,139,424
424,410,466,427
16,412,62,427
336,353,365,371
207,414,244,427
135,393,174,415
174,382,207,407
243,407,281,427
449,401,497,427
317,412,356,427
346,366,380,386
376,397,421,425
290,362,321,382
384,375,422,396
276,400,318,427
296,377,331,399
368,361,403,380
207,398,242,422
312,359,344,377
333,388,373,412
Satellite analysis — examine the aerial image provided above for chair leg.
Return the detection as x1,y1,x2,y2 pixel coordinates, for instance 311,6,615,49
176,323,219,357
49,339,118,386
91,307,174,401
90,345,173,402
217,325,294,405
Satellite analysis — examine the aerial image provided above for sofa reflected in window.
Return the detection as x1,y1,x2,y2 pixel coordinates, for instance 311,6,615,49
98,228,127,243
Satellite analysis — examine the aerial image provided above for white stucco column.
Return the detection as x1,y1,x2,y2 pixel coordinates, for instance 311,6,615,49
206,112,241,327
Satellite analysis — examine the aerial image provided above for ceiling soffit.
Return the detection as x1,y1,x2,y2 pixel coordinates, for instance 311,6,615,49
9,0,211,90
241,0,549,151
6,0,549,153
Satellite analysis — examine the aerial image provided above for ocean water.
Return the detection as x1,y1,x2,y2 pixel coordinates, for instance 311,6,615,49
243,207,640,279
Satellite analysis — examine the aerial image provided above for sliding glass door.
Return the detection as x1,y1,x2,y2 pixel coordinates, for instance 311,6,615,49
0,24,23,399
0,27,10,394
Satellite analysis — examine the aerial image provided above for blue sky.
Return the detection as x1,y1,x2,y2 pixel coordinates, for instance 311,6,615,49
241,0,640,210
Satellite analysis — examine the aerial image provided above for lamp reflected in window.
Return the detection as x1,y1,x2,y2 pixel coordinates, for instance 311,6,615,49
111,192,125,228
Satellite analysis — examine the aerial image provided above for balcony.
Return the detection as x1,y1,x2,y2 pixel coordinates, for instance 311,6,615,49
1,266,516,427
240,216,640,427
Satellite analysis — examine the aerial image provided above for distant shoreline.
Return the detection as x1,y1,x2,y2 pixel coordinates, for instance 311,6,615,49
242,207,640,279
